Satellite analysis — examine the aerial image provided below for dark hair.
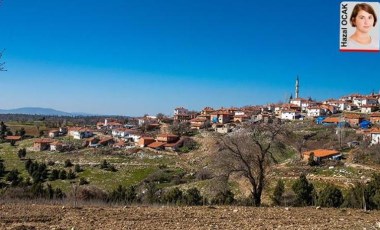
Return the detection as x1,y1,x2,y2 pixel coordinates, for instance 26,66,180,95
350,3,377,27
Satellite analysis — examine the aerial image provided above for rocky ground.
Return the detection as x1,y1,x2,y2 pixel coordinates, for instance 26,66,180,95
1,203,380,230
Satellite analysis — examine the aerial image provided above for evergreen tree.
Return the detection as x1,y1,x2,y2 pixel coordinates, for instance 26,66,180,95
318,184,344,208
271,179,285,206
183,188,203,206
6,169,22,186
292,174,314,206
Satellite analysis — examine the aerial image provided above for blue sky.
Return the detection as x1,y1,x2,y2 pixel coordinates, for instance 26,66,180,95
0,0,379,116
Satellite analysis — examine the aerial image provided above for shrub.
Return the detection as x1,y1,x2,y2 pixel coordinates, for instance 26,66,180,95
67,169,76,180
79,178,89,185
17,148,27,159
49,169,60,181
74,164,82,173
271,179,285,206
211,190,235,205
365,173,380,210
183,188,203,206
342,183,364,209
64,159,73,167
317,184,344,208
162,187,183,205
292,174,314,206
59,170,67,180
6,169,23,186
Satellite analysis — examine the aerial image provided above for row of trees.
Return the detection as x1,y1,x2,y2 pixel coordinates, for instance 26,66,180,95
272,174,380,210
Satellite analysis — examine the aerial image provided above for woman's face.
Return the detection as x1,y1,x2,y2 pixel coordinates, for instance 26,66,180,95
354,10,375,33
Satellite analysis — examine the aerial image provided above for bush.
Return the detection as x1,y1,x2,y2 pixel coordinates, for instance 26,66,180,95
67,169,76,180
195,168,213,181
183,188,203,206
59,170,67,180
292,174,314,206
162,187,183,205
6,169,23,186
49,169,60,181
74,164,83,173
271,179,285,206
17,148,27,159
317,184,344,208
64,159,73,167
342,183,364,209
79,178,89,185
211,190,235,205
365,173,380,210
108,185,137,204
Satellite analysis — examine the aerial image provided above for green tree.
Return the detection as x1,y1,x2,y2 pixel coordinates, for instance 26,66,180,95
292,174,314,206
211,190,235,205
59,170,67,180
183,188,203,206
271,179,285,206
0,161,5,177
318,184,344,208
6,169,22,186
64,159,73,167
17,148,27,159
162,187,183,204
365,173,380,210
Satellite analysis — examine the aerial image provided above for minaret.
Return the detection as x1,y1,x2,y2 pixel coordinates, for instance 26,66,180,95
295,76,299,99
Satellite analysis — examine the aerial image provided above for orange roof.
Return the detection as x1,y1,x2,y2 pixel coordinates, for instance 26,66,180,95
323,117,340,123
370,128,380,134
148,142,165,148
303,149,340,158
34,138,54,144
370,112,380,117
157,134,178,138
344,113,362,119
5,136,22,141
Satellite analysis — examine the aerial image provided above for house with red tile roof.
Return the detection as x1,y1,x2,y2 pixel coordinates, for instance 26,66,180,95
147,141,166,150
156,134,179,143
369,128,380,145
343,113,364,127
33,139,54,151
303,149,341,161
138,137,155,147
68,127,93,140
190,116,208,129
370,112,380,125
4,136,22,142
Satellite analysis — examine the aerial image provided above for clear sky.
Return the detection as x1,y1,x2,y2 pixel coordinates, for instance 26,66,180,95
0,0,379,116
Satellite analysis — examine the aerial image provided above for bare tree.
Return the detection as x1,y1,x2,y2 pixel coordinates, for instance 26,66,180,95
214,122,284,206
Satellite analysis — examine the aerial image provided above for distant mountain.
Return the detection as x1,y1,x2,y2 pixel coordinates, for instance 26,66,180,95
0,107,78,116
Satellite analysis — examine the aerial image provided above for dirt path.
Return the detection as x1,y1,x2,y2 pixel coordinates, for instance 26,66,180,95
1,203,380,230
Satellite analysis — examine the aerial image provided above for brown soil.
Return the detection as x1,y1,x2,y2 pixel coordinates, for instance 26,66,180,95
1,203,379,230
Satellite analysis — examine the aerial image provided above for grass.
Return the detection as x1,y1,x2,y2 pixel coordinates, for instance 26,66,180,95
0,139,180,193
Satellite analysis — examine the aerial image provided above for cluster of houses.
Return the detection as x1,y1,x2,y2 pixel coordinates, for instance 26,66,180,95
29,118,184,152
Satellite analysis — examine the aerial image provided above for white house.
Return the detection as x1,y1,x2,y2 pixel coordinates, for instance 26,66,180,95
370,128,380,145
361,105,377,114
290,98,313,112
281,110,301,120
68,127,93,140
306,106,325,117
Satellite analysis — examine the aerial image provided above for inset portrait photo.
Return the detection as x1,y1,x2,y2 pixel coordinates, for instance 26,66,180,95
340,2,380,52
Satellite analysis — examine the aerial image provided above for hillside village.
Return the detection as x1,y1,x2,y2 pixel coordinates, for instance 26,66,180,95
3,88,379,157
1,80,380,211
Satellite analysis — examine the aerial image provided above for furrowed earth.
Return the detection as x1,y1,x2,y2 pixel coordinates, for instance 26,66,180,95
1,203,380,230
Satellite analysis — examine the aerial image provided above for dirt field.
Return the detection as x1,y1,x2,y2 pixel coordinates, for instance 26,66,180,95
1,203,380,230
